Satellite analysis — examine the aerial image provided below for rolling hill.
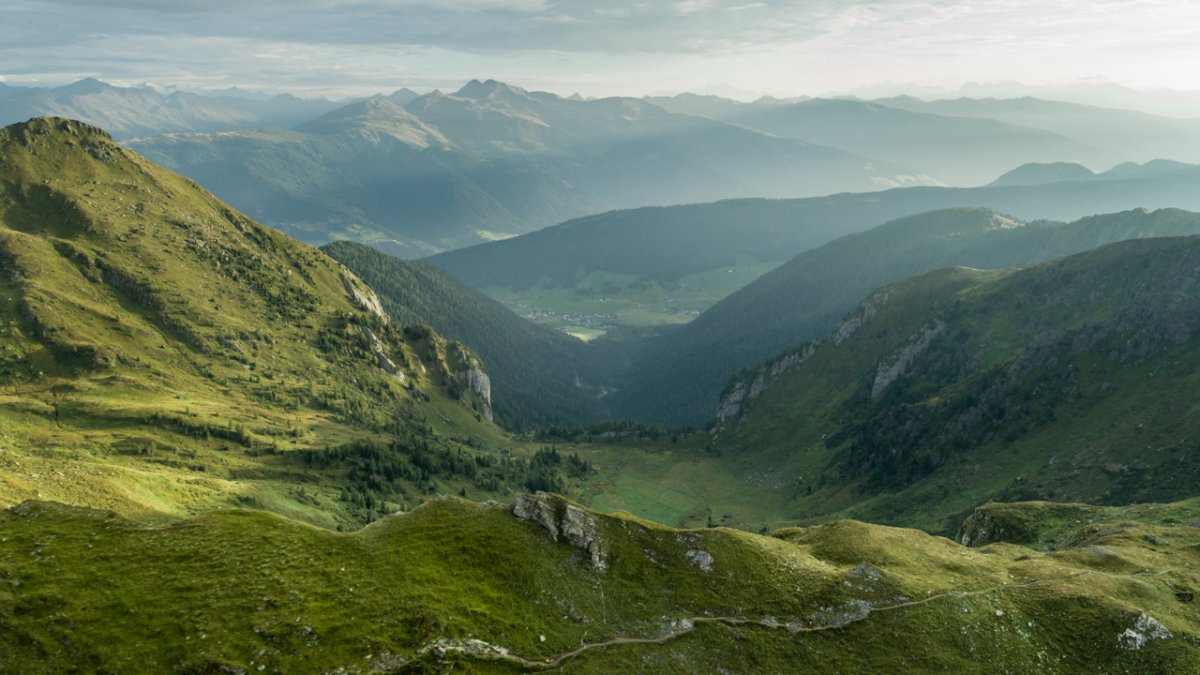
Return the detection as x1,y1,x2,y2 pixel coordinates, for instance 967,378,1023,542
3,117,1200,672
322,240,609,428
427,166,1200,336
1,493,1197,672
608,207,1200,425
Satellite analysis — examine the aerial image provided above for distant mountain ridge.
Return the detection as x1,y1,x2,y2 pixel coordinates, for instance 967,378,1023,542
0,78,342,137
131,79,925,257
990,159,1197,187
428,163,1200,312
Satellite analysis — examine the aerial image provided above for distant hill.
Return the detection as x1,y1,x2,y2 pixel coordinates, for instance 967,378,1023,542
610,208,1200,426
989,161,1098,186
0,78,340,137
713,235,1200,532
427,166,1200,331
322,241,608,428
874,94,1200,167
720,98,1089,185
990,159,1198,187
130,80,927,257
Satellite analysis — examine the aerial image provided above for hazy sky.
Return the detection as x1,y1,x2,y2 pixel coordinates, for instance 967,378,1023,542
4,0,1200,101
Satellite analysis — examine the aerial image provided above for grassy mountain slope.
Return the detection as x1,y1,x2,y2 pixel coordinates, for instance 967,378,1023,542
611,207,1200,425
713,236,1200,533
426,167,1200,334
322,241,608,428
1,493,1197,672
0,117,562,528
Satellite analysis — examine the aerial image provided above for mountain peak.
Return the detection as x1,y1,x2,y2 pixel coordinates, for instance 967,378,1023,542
454,79,525,100
990,161,1096,187
56,77,117,96
5,115,113,141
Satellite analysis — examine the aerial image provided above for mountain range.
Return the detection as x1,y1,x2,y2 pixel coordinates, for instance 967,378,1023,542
129,80,923,257
3,115,1200,671
0,78,341,137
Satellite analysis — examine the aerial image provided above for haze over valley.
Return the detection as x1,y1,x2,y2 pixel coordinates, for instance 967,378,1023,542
3,1,1200,671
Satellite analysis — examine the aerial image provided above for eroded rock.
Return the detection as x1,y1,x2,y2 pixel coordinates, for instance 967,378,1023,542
513,493,607,571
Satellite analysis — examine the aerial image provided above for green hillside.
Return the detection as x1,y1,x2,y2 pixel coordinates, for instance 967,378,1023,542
2,494,1197,672
0,117,573,528
710,236,1200,533
321,241,609,428
611,207,1200,425
427,167,1200,335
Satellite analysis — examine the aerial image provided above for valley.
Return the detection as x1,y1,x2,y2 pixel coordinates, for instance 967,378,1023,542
3,55,1200,671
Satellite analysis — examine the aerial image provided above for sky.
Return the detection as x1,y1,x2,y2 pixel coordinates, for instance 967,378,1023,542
4,0,1200,104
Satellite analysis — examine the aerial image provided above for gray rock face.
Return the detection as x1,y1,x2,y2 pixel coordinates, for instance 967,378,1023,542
358,324,405,383
833,289,889,345
712,288,894,425
459,365,493,422
714,343,816,425
512,492,606,572
1118,613,1172,650
340,271,389,323
871,319,946,398
685,549,715,573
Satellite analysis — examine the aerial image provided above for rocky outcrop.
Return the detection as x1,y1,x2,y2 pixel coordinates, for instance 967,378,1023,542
512,492,606,572
833,289,889,345
871,319,945,398
1118,614,1172,651
358,324,405,383
443,341,493,422
715,344,816,425
714,290,894,426
340,271,388,323
458,364,493,422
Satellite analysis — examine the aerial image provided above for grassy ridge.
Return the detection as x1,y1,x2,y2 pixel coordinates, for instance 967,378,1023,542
0,117,572,528
0,494,1197,672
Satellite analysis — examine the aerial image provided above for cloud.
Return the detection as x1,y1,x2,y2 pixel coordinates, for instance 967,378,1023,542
3,0,1198,99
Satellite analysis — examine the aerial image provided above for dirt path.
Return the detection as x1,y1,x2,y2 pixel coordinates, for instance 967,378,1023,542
421,571,1097,670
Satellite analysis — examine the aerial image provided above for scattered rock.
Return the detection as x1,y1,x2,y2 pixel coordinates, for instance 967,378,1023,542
423,637,509,658
685,549,715,573
1117,613,1172,651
